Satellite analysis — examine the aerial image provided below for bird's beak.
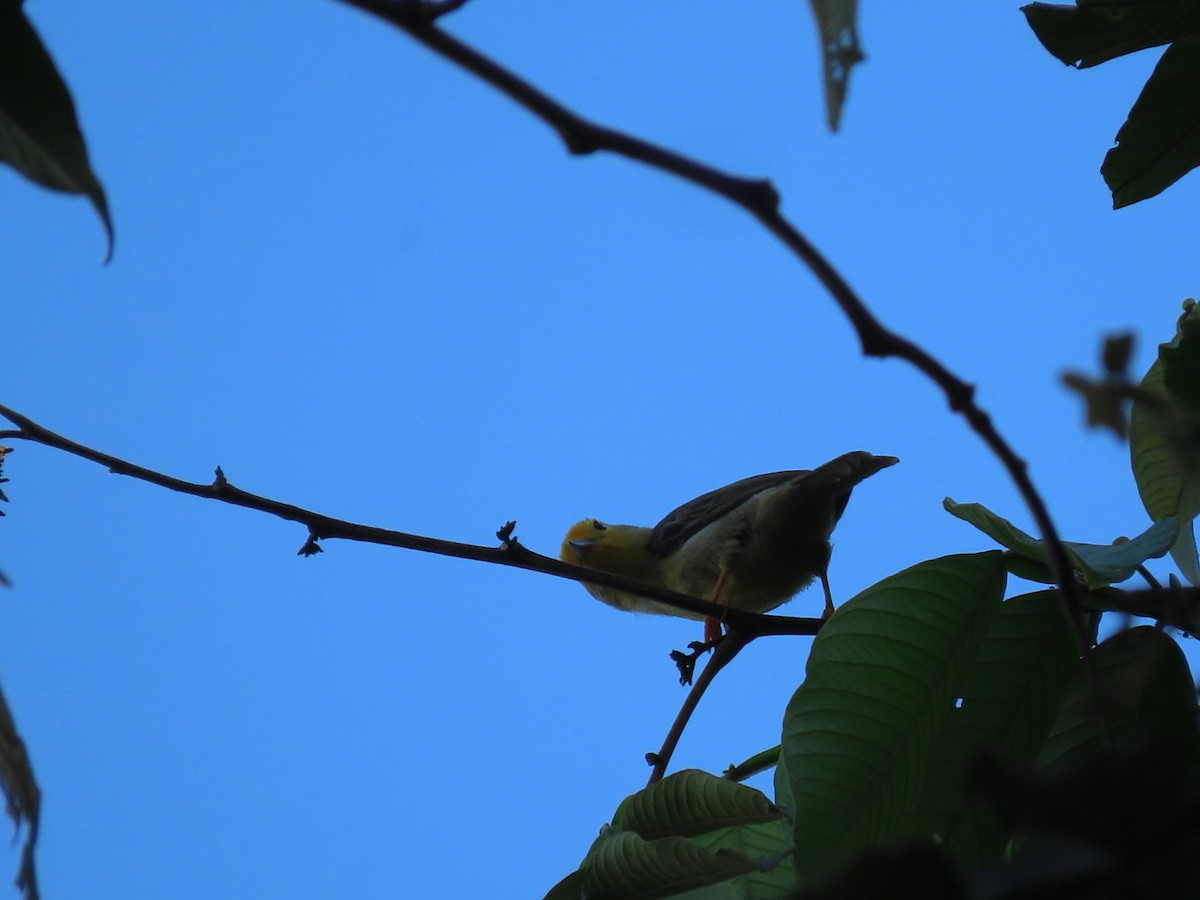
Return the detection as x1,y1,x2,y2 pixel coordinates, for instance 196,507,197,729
565,538,595,561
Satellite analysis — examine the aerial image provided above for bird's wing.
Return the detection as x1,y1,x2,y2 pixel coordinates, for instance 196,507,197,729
646,470,806,559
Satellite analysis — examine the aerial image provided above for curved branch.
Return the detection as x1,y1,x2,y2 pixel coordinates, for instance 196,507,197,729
647,631,752,786
334,0,1085,644
645,612,829,784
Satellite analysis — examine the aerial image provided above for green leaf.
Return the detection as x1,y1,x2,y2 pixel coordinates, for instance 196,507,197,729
912,590,1078,869
542,869,584,900
615,770,783,839
772,750,794,820
1038,626,1197,769
943,498,1176,589
0,2,113,259
1022,0,1200,69
1160,300,1200,411
550,771,795,900
1102,41,1200,207
1022,2,1200,206
807,0,863,130
1130,303,1200,583
622,771,795,900
579,830,762,900
1130,357,1198,577
782,552,1006,887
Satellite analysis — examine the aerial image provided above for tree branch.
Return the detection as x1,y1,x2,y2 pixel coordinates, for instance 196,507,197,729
2,404,833,779
1094,584,1200,637
334,0,1087,649
8,400,1183,779
647,632,751,786
0,404,825,636
645,611,838,784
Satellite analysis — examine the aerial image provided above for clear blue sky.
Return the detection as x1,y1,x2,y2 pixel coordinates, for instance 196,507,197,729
2,2,1195,898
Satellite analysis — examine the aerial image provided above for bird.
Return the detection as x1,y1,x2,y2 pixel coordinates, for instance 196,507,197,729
560,451,897,641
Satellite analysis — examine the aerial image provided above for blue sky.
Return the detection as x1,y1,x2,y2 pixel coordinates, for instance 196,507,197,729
2,2,1196,898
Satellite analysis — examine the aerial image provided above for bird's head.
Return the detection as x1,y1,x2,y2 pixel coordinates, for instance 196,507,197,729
560,519,658,582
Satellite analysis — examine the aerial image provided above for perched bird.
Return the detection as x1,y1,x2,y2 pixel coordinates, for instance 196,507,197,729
561,451,897,640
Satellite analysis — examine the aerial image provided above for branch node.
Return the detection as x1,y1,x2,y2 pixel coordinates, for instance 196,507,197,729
742,178,780,212
496,520,517,545
298,534,323,557
560,125,598,156
858,327,895,358
213,466,228,489
669,640,715,686
947,381,977,413
385,0,434,27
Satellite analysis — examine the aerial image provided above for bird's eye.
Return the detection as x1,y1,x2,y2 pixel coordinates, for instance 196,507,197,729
592,519,607,531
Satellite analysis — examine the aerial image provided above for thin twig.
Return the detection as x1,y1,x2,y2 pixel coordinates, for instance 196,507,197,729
643,618,824,784
2,403,830,775
1114,583,1199,635
647,631,752,785
647,611,836,781
0,404,828,637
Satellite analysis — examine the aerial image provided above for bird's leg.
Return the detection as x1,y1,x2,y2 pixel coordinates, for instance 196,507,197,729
704,566,731,643
703,618,723,643
819,569,835,619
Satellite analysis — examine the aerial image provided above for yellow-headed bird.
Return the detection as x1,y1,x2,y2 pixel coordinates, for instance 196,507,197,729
561,451,897,640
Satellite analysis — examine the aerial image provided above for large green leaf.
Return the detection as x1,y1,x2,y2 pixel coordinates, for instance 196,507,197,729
577,830,762,900
944,498,1176,589
807,0,863,130
543,870,584,900
0,2,113,258
548,770,794,900
1022,0,1200,68
1037,626,1197,769
912,590,1077,869
1130,303,1200,584
1022,1,1200,206
1101,41,1200,207
614,769,783,839
781,552,1006,887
